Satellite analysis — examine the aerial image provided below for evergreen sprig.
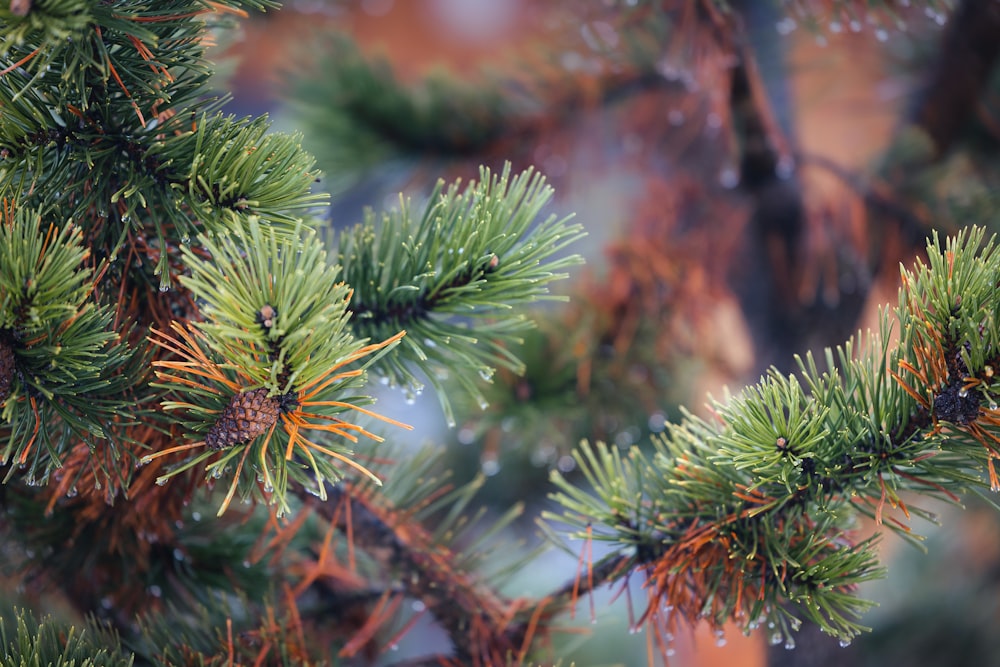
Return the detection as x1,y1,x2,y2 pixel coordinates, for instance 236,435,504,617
0,207,138,482
0,608,131,667
290,34,525,183
546,225,1000,648
0,0,316,284
147,217,409,516
338,162,585,425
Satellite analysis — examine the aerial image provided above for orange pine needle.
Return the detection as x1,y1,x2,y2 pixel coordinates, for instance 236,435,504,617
140,440,206,463
344,491,356,572
226,618,235,667
516,597,550,663
291,517,337,597
218,437,254,515
302,400,414,431
98,27,146,126
18,396,40,464
292,431,382,486
0,47,39,76
338,591,402,658
282,582,307,658
587,523,596,622
569,528,587,619
890,370,930,408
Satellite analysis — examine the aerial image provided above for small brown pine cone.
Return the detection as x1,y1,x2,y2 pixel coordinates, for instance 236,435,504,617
0,338,14,404
205,388,281,450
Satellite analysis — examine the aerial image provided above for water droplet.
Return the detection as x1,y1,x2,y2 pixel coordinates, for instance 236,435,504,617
66,486,77,498
192,511,202,521
839,638,852,648
481,459,500,476
776,18,796,35
478,368,494,382
155,477,168,486
148,585,162,598
719,166,739,189
875,28,888,42
784,638,796,650
829,21,842,33
769,632,783,646
412,600,426,612
242,560,252,568
159,285,169,292
776,155,795,180
173,548,185,561
557,455,576,472
849,19,862,32
121,213,130,223
647,415,670,439
457,427,476,445
668,110,685,126
181,235,190,244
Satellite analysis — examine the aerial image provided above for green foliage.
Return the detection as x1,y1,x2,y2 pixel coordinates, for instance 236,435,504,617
0,0,315,286
546,226,1000,647
176,217,359,393
157,114,327,239
149,218,408,516
0,208,139,482
290,34,526,184
0,608,132,667
338,163,585,425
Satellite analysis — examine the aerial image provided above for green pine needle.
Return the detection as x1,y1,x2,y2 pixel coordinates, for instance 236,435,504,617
0,608,132,667
338,162,585,425
545,225,1000,646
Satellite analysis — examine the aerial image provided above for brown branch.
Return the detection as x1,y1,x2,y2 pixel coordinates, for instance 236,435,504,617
910,0,1000,157
299,483,529,665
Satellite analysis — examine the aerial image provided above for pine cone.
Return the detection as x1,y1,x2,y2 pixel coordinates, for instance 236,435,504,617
205,388,281,450
0,338,14,404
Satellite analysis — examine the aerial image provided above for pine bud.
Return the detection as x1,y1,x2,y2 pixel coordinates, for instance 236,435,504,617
0,338,13,404
206,388,281,450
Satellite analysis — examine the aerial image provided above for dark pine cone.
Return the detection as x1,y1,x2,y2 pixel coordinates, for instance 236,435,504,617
0,338,14,404
205,388,281,450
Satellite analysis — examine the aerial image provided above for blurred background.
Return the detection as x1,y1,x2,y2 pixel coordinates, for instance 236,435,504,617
212,1,1000,664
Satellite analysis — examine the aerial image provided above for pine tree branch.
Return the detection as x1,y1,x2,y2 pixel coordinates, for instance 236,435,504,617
301,482,531,664
546,226,1000,648
338,163,584,426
